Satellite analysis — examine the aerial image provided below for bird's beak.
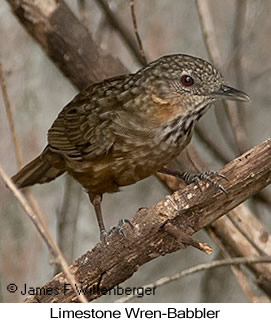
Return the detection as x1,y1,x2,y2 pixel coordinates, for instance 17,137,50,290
211,84,250,102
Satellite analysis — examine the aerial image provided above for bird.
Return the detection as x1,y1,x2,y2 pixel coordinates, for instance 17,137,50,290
12,54,250,240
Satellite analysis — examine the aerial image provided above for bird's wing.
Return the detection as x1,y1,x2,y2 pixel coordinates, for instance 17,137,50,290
47,75,130,161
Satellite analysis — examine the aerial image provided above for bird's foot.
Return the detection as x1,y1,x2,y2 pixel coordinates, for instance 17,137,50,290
158,168,228,194
101,219,133,241
100,230,109,242
182,171,228,194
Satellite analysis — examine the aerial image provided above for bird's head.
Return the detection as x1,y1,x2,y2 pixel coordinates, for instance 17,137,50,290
141,54,250,117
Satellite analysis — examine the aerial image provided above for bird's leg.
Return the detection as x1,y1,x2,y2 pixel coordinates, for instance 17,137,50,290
88,193,107,241
88,193,133,241
158,167,228,194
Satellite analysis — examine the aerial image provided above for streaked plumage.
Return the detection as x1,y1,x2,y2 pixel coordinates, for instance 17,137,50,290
12,54,250,239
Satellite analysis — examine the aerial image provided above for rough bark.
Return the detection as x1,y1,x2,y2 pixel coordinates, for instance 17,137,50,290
6,0,271,301
23,139,271,302
7,0,127,89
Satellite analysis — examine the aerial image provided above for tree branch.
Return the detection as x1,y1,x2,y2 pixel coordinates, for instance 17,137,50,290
0,165,88,303
129,0,147,65
95,0,146,66
116,255,271,303
22,139,271,302
196,0,248,154
6,0,271,301
7,0,127,89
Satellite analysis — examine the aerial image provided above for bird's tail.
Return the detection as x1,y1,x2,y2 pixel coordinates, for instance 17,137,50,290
12,147,65,189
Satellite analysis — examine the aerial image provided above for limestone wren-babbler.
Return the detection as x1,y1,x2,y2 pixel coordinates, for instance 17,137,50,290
12,54,250,240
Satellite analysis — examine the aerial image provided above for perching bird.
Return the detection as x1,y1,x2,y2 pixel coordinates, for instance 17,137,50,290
12,54,250,240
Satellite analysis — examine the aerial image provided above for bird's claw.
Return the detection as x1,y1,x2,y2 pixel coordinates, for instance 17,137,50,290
105,218,133,239
184,171,228,194
100,229,108,242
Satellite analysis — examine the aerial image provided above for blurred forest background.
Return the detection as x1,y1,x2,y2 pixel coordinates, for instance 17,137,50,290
0,0,270,302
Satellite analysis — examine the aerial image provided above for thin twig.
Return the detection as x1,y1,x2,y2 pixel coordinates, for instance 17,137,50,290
0,63,23,169
227,214,267,256
130,0,147,66
95,0,146,66
195,0,248,153
0,61,47,227
78,0,89,26
115,256,271,303
163,222,212,255
0,165,88,303
225,1,264,71
232,0,247,91
206,227,269,303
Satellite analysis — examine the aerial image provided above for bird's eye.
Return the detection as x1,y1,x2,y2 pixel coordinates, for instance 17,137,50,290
180,75,194,87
